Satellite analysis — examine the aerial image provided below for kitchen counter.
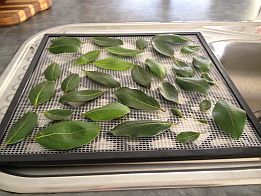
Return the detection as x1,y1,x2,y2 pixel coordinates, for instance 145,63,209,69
0,0,261,195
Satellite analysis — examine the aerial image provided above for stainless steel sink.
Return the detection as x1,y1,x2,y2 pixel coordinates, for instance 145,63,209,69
210,40,261,121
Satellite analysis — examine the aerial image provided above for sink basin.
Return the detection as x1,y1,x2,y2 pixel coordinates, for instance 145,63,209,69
210,41,261,121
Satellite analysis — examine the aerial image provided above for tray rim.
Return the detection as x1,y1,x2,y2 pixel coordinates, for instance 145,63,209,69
0,32,260,166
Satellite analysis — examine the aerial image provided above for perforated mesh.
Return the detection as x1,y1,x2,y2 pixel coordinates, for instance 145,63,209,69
0,34,260,156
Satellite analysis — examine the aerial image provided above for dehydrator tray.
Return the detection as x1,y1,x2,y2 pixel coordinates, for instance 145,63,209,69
0,32,260,166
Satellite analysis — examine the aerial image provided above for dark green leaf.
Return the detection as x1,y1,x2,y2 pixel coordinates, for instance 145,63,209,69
93,58,135,70
192,56,212,73
74,50,100,65
158,82,179,103
176,131,200,143
59,90,103,106
5,112,38,145
85,71,120,87
199,99,211,112
35,121,101,150
152,40,174,57
44,109,73,121
201,73,215,85
181,45,200,54
44,63,62,81
136,38,148,50
131,65,151,87
28,81,55,108
82,103,130,121
92,37,123,47
48,37,81,54
114,87,162,111
110,120,172,137
106,47,143,57
172,59,195,77
171,108,184,118
198,119,208,124
61,74,80,93
176,77,210,94
145,58,166,79
212,100,247,139
154,34,189,44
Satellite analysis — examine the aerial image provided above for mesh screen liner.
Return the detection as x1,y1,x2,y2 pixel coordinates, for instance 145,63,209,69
1,34,261,156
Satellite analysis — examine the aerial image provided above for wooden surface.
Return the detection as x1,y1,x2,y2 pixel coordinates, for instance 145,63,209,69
0,0,52,26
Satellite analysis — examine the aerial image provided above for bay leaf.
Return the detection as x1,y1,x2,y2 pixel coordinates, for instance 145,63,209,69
145,58,166,79
92,37,123,47
192,56,212,73
181,45,200,54
5,112,38,145
172,59,195,77
114,87,162,111
153,34,189,44
28,81,55,108
61,74,80,93
176,131,200,143
44,109,73,121
176,77,210,94
93,58,135,70
82,103,130,121
171,107,184,118
74,50,100,65
131,65,151,87
201,73,215,85
44,63,62,81
106,47,143,57
85,71,120,87
152,40,174,58
158,82,179,103
59,90,103,106
199,99,211,112
110,120,172,137
35,121,101,150
212,100,247,139
48,37,81,54
136,38,148,50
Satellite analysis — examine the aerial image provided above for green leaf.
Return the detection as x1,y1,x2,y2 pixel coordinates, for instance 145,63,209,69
176,131,200,143
131,65,151,87
5,112,38,145
201,73,215,85
61,74,80,93
136,38,148,50
114,87,162,111
192,56,212,73
158,82,179,103
44,109,73,121
110,120,172,137
106,47,143,57
85,71,120,87
154,34,189,44
212,100,247,139
35,121,101,150
48,37,81,54
181,45,200,54
82,103,130,121
152,40,174,57
92,37,123,47
59,90,103,106
198,119,208,124
28,81,55,108
199,99,211,112
172,59,195,77
145,59,167,79
176,77,210,94
44,63,62,81
171,107,184,118
74,50,100,65
94,58,135,70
